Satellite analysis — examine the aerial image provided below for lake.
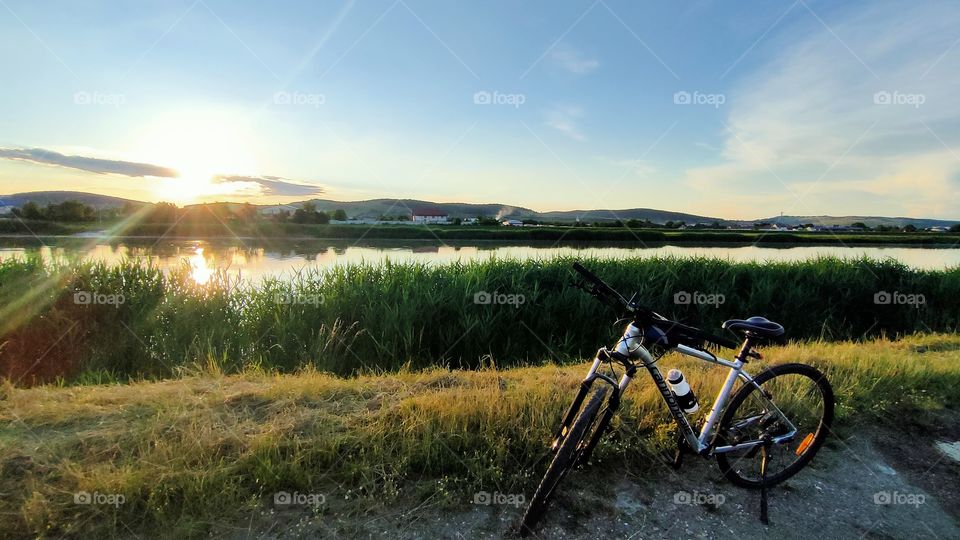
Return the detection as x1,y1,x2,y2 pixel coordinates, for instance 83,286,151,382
1,238,957,283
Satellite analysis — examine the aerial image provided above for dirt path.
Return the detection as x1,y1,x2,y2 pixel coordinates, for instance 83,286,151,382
245,418,960,539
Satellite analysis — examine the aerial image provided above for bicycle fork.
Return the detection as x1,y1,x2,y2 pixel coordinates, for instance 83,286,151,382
550,348,636,464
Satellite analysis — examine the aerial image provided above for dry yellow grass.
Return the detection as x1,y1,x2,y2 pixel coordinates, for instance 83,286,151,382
2,333,959,537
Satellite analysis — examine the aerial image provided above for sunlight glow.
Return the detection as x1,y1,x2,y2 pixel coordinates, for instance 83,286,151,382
134,109,260,203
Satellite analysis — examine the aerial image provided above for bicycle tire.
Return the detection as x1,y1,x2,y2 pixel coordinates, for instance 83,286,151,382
519,386,608,536
715,363,834,488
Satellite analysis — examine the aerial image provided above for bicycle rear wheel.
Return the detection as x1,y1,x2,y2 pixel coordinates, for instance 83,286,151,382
519,386,608,536
715,363,834,488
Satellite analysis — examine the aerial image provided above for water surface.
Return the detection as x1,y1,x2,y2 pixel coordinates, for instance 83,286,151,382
1,238,957,283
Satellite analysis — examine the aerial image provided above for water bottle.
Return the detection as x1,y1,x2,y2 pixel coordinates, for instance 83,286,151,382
667,369,699,414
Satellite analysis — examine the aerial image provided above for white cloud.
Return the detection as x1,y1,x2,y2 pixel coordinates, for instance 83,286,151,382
683,1,960,219
550,45,599,74
545,105,586,141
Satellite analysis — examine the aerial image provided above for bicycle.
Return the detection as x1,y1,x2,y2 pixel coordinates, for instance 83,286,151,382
519,262,835,535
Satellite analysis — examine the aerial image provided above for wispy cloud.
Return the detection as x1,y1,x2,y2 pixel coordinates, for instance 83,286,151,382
0,147,177,177
213,175,324,197
683,1,960,219
550,45,598,74
545,105,586,141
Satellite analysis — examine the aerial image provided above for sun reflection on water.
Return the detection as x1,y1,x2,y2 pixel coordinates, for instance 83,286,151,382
189,246,213,284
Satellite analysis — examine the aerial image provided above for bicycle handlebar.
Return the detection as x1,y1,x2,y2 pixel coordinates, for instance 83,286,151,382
572,261,739,350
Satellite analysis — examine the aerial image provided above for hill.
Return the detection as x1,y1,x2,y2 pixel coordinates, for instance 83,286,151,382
259,198,542,220
0,191,143,209
264,198,727,224
762,215,959,229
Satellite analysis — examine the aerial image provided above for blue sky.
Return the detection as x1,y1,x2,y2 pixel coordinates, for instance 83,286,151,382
1,0,958,219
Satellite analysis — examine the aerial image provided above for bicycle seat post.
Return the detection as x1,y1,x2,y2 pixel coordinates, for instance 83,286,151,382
735,336,756,362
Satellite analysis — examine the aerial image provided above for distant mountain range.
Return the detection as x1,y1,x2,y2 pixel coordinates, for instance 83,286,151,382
2,191,957,228
269,198,729,225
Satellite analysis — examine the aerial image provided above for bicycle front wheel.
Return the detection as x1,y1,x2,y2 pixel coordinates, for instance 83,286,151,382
715,363,834,488
520,386,608,536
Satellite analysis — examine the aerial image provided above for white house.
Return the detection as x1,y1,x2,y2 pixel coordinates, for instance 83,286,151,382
411,208,449,224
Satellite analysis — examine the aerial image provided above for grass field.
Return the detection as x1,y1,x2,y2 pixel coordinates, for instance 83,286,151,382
2,256,957,384
2,334,958,537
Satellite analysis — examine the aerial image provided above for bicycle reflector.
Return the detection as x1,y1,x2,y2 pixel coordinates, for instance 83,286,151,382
795,433,816,456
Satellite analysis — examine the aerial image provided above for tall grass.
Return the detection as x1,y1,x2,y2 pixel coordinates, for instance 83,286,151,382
1,256,957,383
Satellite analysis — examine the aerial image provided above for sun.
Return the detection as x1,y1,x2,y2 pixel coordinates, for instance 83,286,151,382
133,108,260,203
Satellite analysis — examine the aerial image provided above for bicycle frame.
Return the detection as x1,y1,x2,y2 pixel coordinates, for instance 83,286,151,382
555,323,797,459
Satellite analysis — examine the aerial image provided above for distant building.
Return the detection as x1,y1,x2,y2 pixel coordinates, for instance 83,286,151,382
501,219,523,227
460,217,479,225
411,208,449,224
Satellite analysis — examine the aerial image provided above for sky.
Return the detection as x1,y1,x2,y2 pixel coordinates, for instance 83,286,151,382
0,0,958,220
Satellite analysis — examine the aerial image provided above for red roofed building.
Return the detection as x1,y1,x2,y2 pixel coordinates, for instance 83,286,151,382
411,207,449,224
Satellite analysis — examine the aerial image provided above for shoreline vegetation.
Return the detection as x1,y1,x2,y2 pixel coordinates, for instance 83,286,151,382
1,334,959,537
1,256,957,385
1,219,960,245
0,199,958,244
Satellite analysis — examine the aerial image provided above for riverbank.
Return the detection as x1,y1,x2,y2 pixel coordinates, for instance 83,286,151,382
2,219,959,245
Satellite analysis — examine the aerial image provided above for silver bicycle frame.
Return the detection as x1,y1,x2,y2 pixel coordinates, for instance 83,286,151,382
584,324,797,456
